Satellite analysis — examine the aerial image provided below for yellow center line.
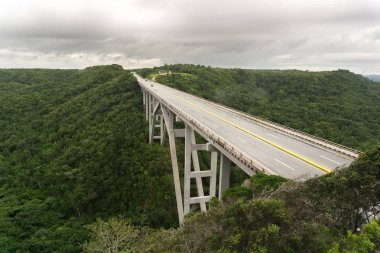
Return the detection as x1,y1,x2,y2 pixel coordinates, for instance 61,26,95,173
182,98,332,174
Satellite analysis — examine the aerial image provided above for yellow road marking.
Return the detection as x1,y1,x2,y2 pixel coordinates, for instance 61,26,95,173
182,99,332,174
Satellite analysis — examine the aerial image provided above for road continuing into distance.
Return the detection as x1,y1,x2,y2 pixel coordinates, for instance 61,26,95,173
136,74,358,180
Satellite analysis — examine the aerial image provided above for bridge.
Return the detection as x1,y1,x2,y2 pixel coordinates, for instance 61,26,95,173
134,73,361,224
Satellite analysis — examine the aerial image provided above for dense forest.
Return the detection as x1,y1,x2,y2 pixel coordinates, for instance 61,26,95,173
0,65,178,252
138,65,380,151
0,64,379,252
85,147,380,252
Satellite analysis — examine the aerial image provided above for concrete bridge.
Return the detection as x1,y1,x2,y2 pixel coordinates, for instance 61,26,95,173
133,73,361,224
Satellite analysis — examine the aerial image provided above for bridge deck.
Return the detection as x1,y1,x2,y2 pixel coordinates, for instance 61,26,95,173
136,75,356,180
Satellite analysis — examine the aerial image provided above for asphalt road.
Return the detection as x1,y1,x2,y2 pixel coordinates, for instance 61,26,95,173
136,75,355,180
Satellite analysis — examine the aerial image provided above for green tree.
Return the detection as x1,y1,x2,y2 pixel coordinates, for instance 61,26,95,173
82,216,139,253
327,220,380,253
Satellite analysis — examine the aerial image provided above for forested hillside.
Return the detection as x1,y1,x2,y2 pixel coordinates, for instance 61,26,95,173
0,65,177,252
103,146,379,253
1,64,379,252
138,65,380,151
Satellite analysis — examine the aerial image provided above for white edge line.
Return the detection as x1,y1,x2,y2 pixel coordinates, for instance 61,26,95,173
238,137,247,143
274,158,295,171
320,155,342,165
266,133,280,139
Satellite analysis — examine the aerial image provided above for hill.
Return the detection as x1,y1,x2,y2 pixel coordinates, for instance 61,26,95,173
138,65,380,151
0,64,379,252
0,65,177,252
366,75,380,83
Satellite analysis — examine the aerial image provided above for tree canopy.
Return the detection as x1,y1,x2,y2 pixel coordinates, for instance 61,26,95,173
0,65,177,252
1,64,379,252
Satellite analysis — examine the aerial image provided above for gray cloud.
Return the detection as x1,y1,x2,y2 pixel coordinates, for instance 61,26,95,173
0,0,379,74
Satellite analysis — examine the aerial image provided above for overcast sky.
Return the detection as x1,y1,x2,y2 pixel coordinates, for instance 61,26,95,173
0,0,379,74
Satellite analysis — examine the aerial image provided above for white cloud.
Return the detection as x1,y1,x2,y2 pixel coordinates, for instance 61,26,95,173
0,0,379,73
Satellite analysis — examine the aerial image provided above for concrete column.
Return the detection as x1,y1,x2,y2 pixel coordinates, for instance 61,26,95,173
148,106,153,145
149,95,154,120
148,118,153,144
209,151,218,197
160,115,166,146
148,95,152,143
161,107,184,224
190,130,207,211
145,92,149,121
218,154,231,201
183,124,192,215
149,98,155,144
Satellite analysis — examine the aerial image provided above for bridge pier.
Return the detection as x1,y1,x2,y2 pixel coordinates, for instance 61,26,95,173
145,92,150,120
142,90,232,224
159,115,166,146
190,128,207,211
184,125,218,214
219,154,230,201
161,106,185,223
147,95,166,146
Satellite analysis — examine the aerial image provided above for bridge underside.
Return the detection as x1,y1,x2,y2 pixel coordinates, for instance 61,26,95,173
143,89,246,224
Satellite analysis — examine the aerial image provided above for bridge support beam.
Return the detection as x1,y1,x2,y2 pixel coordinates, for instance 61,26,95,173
184,124,217,216
145,92,150,121
190,129,207,212
161,106,185,224
146,97,165,146
160,115,166,146
142,90,233,224
142,89,146,106
218,154,230,201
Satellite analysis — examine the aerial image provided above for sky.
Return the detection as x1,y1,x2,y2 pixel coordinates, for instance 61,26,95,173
0,0,379,74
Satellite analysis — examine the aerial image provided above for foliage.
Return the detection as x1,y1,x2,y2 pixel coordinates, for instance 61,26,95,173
222,185,252,202
284,146,380,232
0,65,177,252
250,173,289,192
137,65,380,151
327,220,380,253
82,216,139,253
131,146,380,253
221,173,289,203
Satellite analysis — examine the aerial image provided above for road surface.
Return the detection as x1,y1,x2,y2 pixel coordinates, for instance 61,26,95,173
136,75,356,180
